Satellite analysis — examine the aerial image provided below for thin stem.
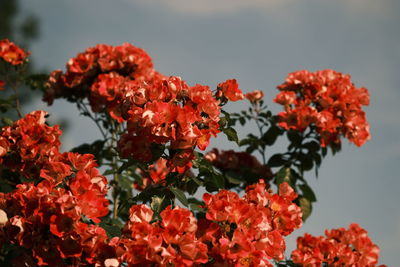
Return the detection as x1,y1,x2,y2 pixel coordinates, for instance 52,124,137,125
251,102,267,165
5,69,23,118
79,100,108,140
111,120,122,220
11,83,23,118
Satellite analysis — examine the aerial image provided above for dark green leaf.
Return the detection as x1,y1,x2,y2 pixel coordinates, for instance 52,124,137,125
99,221,121,238
303,141,320,152
239,117,246,126
299,153,314,171
262,125,282,146
185,180,199,195
170,187,189,206
287,130,302,146
222,127,239,144
313,153,322,167
259,111,272,119
213,173,225,189
267,154,286,167
239,138,252,147
299,183,317,202
321,147,328,157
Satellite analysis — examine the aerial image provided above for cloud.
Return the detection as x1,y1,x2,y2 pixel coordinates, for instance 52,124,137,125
132,0,294,15
131,0,394,16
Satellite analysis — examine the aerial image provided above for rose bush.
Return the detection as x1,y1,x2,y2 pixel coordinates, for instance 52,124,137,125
0,39,386,266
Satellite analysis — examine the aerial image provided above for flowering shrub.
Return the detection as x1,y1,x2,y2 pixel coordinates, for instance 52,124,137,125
274,70,370,147
292,224,382,267
0,39,386,266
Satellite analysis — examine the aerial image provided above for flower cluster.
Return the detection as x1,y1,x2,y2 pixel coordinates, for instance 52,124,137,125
116,205,208,266
103,180,302,266
0,110,62,179
0,111,111,266
0,39,29,66
291,223,386,267
0,181,112,266
45,43,244,179
199,180,302,266
274,69,370,147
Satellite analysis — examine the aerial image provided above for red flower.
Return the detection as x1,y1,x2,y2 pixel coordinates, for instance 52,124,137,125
0,39,29,65
245,90,264,102
217,79,244,101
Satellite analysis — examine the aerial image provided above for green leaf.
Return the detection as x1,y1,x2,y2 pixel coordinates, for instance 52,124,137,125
119,175,134,190
238,117,246,126
189,203,206,212
222,127,239,144
313,153,322,167
262,125,282,146
99,221,121,238
150,196,165,214
321,147,328,157
276,167,294,187
303,141,320,152
185,180,199,195
267,154,286,167
287,130,302,146
329,141,342,155
191,176,204,186
225,171,243,185
213,173,225,189
298,196,312,221
299,153,314,171
1,117,14,126
219,117,227,128
204,181,218,192
259,111,272,119
170,187,189,206
299,183,317,202
239,138,252,146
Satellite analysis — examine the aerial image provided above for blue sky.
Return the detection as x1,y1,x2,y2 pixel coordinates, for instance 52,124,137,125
19,0,400,264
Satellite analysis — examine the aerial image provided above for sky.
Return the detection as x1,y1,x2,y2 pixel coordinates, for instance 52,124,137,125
16,0,400,265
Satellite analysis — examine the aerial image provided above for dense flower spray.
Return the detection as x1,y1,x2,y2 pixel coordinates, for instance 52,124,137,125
0,39,385,266
275,70,370,147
